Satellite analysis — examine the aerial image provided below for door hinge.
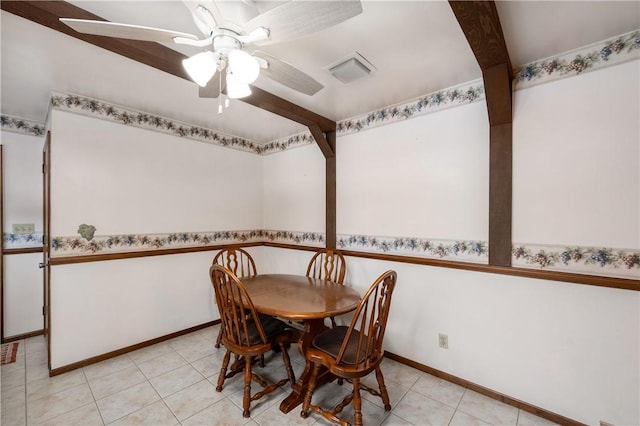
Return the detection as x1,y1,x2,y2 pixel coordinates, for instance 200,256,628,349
42,306,45,316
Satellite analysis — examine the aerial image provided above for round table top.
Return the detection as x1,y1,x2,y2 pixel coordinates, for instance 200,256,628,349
240,274,361,320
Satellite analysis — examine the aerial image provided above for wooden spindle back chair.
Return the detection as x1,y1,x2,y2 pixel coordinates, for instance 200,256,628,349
212,248,257,348
209,265,296,418
301,270,397,426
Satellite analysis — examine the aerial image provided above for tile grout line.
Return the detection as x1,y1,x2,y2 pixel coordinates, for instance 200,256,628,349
81,367,106,426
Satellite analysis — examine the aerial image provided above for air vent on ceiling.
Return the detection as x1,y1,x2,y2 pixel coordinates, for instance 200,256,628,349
327,52,376,84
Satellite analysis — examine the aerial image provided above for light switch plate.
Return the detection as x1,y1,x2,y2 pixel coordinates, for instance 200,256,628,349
12,223,35,234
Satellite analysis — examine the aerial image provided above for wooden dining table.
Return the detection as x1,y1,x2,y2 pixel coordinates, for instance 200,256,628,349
240,274,362,413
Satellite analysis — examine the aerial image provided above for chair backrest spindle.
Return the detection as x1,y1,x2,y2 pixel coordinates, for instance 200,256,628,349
306,249,346,284
212,248,257,278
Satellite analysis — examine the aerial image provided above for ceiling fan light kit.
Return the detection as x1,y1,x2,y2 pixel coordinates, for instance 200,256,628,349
225,72,252,99
227,49,260,84
183,51,219,87
60,0,363,107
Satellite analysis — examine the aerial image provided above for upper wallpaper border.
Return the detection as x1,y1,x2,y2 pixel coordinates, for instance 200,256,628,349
0,115,46,137
4,29,635,151
513,29,639,89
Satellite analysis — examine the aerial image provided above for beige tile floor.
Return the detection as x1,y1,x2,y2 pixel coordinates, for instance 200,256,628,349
1,325,559,426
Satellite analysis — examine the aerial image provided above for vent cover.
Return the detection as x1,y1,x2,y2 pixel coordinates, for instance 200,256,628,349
328,52,376,84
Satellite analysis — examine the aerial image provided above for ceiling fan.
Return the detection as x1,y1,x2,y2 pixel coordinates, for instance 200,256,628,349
60,0,363,108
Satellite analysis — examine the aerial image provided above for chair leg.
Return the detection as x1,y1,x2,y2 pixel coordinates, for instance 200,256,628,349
215,326,223,349
375,366,392,411
242,356,252,417
352,378,363,426
279,343,296,388
300,363,321,418
216,350,231,392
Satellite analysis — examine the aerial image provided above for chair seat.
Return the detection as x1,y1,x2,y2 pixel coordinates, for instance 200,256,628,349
242,314,288,346
312,326,369,365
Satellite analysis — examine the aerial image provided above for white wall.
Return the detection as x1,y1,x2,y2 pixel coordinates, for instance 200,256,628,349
50,111,263,236
2,131,43,234
513,60,639,248
48,110,262,367
262,143,325,232
3,253,43,336
50,252,215,368
2,130,44,338
338,101,489,241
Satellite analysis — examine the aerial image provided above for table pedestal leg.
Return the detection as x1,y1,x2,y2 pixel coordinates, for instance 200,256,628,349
279,319,333,413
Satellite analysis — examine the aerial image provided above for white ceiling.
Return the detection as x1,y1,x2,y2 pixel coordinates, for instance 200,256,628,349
1,1,638,143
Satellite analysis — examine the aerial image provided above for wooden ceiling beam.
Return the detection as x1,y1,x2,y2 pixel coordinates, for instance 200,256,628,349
0,0,336,133
449,1,513,267
449,1,512,125
307,124,334,158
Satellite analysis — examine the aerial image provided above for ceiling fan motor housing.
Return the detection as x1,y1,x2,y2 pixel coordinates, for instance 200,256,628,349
212,31,243,54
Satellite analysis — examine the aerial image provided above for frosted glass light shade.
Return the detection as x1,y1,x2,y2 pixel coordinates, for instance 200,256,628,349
228,49,260,84
183,51,217,87
226,72,252,99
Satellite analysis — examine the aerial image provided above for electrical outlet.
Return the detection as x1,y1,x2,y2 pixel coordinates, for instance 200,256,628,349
438,333,448,349
12,223,35,234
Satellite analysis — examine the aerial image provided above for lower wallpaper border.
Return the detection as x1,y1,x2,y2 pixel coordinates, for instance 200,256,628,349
46,229,639,283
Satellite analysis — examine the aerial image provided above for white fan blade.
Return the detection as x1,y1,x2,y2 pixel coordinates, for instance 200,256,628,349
216,1,261,25
59,18,199,43
181,0,222,37
199,70,225,98
253,51,323,96
242,1,363,45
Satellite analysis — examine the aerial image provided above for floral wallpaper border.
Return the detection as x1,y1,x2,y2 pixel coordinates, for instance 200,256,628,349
50,92,264,154
50,229,325,256
51,230,264,256
336,80,485,136
36,30,638,154
513,29,639,89
0,115,46,137
512,244,639,280
262,230,325,246
48,228,639,279
337,233,489,263
4,232,44,249
259,131,316,155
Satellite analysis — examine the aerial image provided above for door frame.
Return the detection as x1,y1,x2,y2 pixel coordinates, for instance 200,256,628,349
43,132,51,368
1,145,4,343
